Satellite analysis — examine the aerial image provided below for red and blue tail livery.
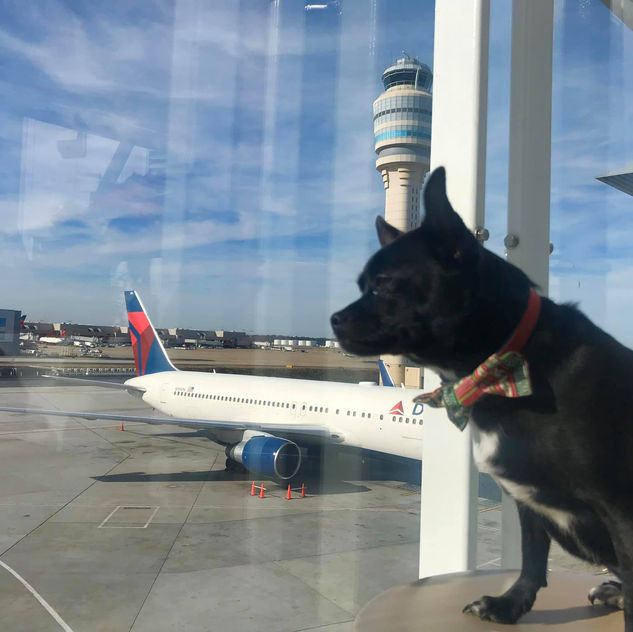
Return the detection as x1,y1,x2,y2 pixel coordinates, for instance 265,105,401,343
378,359,395,387
124,291,177,376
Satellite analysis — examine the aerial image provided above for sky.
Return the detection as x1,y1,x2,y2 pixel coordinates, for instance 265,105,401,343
0,0,631,341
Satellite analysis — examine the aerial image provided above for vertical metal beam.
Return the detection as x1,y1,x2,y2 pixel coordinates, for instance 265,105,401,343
501,0,554,569
506,0,554,296
419,0,490,578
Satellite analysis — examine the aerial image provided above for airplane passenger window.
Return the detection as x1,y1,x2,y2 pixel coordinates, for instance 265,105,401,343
361,412,365,418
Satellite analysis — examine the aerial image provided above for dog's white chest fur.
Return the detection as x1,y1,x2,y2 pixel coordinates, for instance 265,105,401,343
472,430,575,532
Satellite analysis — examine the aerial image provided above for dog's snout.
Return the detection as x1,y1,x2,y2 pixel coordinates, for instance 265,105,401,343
330,311,345,330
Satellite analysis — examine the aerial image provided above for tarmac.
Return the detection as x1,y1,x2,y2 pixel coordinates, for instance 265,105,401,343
0,381,602,632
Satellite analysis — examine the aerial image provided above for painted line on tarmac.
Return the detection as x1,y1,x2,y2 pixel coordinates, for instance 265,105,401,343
0,559,74,632
98,505,160,529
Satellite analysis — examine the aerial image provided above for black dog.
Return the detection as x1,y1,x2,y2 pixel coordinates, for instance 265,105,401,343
331,166,633,629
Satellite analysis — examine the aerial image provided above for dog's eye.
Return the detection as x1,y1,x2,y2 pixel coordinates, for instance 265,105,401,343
371,275,393,296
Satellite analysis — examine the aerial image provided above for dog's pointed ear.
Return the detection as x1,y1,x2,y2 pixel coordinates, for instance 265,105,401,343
422,167,478,264
422,167,455,228
375,216,403,247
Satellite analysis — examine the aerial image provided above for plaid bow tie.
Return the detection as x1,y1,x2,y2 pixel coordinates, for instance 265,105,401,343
413,351,533,430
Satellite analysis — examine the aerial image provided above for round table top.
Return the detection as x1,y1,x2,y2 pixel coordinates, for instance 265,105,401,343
354,570,623,631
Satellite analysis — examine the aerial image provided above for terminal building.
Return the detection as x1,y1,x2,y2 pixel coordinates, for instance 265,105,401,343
0,309,22,356
374,56,432,387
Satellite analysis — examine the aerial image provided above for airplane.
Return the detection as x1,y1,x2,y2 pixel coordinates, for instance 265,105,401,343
0,291,424,481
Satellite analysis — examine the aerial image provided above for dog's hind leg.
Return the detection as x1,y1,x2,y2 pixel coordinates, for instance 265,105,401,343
589,579,623,609
594,501,633,631
463,504,550,624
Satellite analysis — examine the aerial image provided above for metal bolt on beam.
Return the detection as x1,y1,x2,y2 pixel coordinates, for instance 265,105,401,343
504,234,520,249
474,227,489,242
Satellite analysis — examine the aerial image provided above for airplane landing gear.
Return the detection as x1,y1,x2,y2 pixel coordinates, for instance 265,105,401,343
225,457,247,474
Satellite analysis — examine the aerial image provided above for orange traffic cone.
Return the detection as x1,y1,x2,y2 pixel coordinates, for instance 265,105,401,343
259,482,265,499
300,483,306,498
250,481,256,496
286,484,292,500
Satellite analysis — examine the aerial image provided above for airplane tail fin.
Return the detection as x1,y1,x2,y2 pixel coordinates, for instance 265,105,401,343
378,359,395,387
124,291,177,376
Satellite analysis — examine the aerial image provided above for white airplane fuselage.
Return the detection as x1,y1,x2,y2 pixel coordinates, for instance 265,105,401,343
126,371,424,460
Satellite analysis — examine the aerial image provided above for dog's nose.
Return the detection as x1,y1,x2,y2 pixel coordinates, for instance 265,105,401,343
330,311,345,330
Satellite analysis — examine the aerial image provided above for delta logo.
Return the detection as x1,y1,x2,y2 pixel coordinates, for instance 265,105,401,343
389,400,424,416
389,401,404,416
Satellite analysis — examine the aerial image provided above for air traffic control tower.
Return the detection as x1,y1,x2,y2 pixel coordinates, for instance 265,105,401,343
374,55,432,231
374,56,432,387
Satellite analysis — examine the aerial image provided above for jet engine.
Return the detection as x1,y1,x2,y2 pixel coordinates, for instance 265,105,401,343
227,435,301,480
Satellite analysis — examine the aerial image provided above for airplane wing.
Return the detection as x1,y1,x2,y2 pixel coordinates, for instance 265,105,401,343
40,375,145,392
0,406,337,440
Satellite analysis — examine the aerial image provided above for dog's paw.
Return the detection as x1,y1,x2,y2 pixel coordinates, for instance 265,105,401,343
588,581,623,609
463,595,533,624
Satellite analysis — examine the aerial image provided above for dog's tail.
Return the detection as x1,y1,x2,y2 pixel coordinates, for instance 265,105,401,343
124,290,177,376
378,359,396,387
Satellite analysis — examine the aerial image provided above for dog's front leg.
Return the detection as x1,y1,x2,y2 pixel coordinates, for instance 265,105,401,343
463,503,550,624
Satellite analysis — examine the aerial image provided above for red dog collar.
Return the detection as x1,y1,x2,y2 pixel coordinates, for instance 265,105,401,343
499,288,541,354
